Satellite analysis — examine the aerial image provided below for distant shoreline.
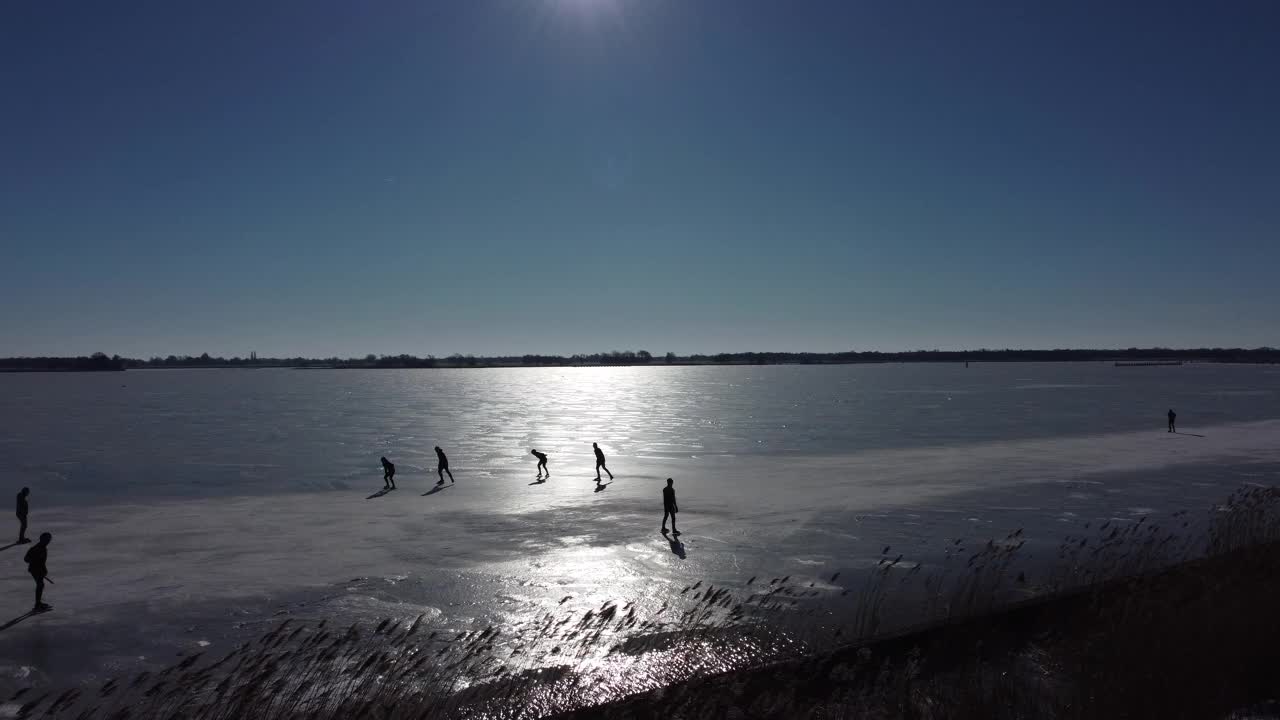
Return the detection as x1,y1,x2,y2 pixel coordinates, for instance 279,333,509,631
0,367,126,373
3,348,1280,373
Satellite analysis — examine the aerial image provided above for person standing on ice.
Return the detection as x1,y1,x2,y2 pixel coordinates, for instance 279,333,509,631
16,487,30,544
1168,408,1177,433
24,532,52,612
531,449,549,478
661,478,680,536
380,457,396,489
435,446,454,485
593,443,614,481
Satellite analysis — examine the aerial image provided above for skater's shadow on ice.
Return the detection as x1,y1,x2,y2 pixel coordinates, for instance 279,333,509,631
594,481,612,493
667,537,686,559
366,488,396,500
0,611,41,633
0,542,23,552
529,478,546,485
423,485,452,497
1173,431,1207,438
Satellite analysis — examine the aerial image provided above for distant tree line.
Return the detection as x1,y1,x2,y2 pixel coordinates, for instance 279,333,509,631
0,352,126,372
3,347,1280,372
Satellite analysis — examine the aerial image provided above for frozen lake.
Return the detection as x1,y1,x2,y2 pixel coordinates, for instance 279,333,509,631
3,363,1280,697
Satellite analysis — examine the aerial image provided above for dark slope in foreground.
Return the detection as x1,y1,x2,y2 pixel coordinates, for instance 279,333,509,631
559,540,1280,719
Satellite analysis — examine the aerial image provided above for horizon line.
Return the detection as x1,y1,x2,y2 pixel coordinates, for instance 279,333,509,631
5,346,1279,362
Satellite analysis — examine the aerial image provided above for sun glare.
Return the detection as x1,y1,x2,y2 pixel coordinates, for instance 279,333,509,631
557,0,611,11
546,0,626,27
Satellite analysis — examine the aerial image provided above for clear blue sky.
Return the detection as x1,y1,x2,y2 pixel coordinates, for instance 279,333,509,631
3,0,1277,358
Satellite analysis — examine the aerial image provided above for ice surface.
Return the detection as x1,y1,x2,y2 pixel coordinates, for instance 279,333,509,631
2,414,1278,693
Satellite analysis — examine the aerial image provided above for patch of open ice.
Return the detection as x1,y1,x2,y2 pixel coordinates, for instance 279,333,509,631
2,419,1279,694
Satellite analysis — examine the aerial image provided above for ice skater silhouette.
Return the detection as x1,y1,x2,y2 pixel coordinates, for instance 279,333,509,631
380,457,396,489
15,487,29,544
531,449,549,477
661,478,680,536
1168,409,1177,433
435,446,454,485
593,443,613,481
24,532,52,612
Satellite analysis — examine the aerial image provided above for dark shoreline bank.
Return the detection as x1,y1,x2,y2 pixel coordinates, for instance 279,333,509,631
0,367,125,373
559,539,1280,719
5,346,1280,373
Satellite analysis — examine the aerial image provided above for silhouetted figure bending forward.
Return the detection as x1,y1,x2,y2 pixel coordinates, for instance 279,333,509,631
531,449,549,477
24,532,52,611
661,478,680,536
435,446,454,485
1168,409,1177,433
381,457,396,489
593,443,613,481
16,487,30,544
